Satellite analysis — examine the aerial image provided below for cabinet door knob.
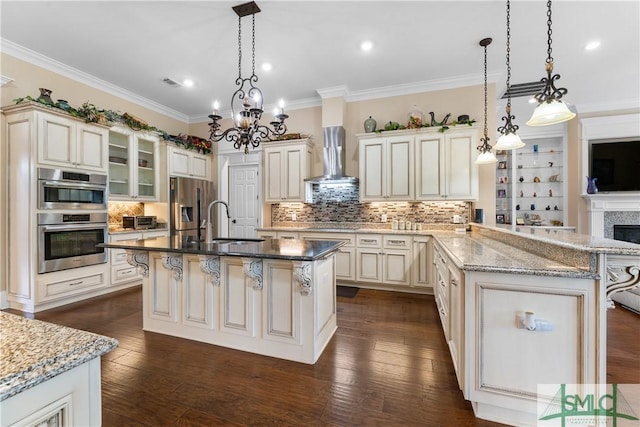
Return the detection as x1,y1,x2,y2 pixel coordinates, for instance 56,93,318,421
232,219,237,224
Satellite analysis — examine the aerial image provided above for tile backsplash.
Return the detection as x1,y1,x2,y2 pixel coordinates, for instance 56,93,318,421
108,202,144,227
271,184,470,225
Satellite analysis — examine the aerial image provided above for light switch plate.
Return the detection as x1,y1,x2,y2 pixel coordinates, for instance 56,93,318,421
381,214,387,223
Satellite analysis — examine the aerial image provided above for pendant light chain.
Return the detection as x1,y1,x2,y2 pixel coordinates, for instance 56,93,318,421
505,0,512,110
546,0,553,64
482,41,488,140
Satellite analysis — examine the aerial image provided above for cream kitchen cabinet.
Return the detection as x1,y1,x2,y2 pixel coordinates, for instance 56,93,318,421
358,135,414,201
109,229,169,286
301,232,356,281
167,144,211,180
263,139,313,203
355,234,411,286
108,126,160,201
411,235,433,290
37,112,109,172
415,128,479,201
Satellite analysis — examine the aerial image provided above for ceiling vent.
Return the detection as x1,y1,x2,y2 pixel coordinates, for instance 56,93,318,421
500,81,546,99
162,77,183,87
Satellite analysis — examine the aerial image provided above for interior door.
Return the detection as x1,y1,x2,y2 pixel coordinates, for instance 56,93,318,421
228,164,259,238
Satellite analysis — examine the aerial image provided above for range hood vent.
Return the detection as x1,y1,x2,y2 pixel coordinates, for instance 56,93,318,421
305,126,358,184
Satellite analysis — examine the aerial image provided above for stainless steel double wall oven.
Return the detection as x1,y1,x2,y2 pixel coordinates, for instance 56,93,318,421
37,168,108,273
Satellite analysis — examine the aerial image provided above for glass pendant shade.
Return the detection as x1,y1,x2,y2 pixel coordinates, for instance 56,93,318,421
475,150,498,164
494,131,525,150
526,99,576,126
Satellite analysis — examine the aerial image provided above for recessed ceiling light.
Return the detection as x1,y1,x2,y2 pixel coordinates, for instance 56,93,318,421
585,40,601,51
262,62,272,72
360,40,373,52
183,79,194,87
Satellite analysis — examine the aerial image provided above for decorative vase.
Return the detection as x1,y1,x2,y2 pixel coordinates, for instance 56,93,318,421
57,99,71,111
586,176,598,194
408,105,424,128
523,312,536,331
37,88,53,104
364,116,377,132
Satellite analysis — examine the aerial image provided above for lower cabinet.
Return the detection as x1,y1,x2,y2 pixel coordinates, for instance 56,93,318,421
36,264,109,306
109,230,169,286
355,234,411,286
301,232,356,281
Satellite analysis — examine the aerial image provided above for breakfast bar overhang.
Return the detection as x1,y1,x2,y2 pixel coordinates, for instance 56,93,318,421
100,237,344,364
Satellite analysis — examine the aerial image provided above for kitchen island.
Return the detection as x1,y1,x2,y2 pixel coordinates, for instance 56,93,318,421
0,312,118,426
100,237,344,364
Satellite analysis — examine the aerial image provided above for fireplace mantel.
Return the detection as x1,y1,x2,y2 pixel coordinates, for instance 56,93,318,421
583,193,640,238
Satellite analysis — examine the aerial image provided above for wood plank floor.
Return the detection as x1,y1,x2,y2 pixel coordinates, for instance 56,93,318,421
9,287,640,426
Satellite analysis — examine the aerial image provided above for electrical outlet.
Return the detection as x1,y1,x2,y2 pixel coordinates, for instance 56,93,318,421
291,213,297,221
381,214,387,223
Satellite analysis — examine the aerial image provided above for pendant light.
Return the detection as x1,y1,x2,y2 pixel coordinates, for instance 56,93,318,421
208,1,288,154
527,0,576,126
475,37,498,165
495,0,525,150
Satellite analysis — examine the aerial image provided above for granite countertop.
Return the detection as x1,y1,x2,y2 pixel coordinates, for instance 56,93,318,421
432,232,596,278
0,312,118,401
99,236,345,261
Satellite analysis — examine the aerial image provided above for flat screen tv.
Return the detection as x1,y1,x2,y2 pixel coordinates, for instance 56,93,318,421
589,139,640,192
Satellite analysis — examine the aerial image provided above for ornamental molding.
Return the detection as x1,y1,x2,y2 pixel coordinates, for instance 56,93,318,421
242,258,263,291
606,263,640,309
126,250,149,277
293,261,313,296
161,253,183,281
199,255,221,286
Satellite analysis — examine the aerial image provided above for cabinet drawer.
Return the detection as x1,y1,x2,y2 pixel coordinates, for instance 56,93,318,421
302,232,355,247
112,265,141,283
111,249,128,266
43,272,106,298
357,234,382,248
277,231,300,240
383,235,411,249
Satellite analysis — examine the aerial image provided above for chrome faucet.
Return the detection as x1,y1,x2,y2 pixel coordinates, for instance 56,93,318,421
206,200,231,242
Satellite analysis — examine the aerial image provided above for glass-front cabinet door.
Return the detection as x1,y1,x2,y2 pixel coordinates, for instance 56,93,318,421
108,129,131,198
108,127,159,201
136,136,156,199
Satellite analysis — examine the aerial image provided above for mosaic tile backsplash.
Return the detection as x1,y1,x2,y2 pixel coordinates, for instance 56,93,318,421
271,184,470,225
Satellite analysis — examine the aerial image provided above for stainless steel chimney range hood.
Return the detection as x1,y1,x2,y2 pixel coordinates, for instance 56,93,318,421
304,126,358,184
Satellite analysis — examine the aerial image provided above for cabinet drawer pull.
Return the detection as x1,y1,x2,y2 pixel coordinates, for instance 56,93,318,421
122,269,134,275
281,236,295,239
440,280,446,287
361,239,377,243
68,280,84,286
387,240,405,244
451,279,458,286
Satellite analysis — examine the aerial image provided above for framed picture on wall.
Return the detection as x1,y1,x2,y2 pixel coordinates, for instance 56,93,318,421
498,161,507,169
497,189,507,198
516,217,525,225
496,214,506,224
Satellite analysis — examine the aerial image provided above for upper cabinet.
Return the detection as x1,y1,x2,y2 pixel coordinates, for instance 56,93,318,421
167,145,211,180
108,126,160,201
358,126,480,202
359,135,414,201
263,138,313,203
37,110,109,172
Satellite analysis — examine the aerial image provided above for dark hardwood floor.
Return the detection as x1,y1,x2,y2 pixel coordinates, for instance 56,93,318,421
9,287,640,426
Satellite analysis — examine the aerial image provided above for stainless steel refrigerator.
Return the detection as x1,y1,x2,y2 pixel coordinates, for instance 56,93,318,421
169,176,216,242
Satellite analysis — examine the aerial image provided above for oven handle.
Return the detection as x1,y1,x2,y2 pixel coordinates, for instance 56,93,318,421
39,223,108,232
40,180,107,191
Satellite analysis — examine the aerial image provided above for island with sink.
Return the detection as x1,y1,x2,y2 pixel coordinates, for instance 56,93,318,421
100,236,344,364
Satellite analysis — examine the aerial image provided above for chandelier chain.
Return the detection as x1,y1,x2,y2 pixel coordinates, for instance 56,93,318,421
251,13,256,77
483,42,488,138
505,0,512,108
546,0,553,63
237,15,242,80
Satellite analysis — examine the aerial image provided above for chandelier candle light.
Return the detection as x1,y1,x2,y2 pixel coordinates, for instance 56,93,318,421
208,1,288,154
494,0,525,150
475,37,498,165
527,0,576,126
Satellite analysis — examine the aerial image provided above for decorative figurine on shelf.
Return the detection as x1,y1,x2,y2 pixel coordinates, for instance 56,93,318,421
586,176,598,194
530,204,536,211
533,176,541,183
520,190,524,197
548,162,554,167
554,205,559,211
545,205,551,210
516,204,520,210
37,88,53,104
428,111,451,126
549,174,560,182
519,176,524,183
364,116,377,133
549,189,553,197
533,192,537,197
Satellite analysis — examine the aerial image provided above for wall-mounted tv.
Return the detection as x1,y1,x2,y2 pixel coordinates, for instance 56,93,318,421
589,139,640,192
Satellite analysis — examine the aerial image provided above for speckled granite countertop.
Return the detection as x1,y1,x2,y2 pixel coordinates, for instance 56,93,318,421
0,312,118,401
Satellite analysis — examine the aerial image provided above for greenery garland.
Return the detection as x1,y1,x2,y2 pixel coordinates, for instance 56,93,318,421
13,95,212,154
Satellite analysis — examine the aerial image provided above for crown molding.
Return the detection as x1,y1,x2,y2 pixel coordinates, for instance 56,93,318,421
316,85,350,99
574,98,640,116
1,38,188,122
1,75,15,86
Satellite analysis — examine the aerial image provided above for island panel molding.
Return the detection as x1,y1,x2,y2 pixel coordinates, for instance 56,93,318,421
199,255,221,286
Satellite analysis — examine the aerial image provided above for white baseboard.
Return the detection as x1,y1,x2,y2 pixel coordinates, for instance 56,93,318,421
0,290,8,310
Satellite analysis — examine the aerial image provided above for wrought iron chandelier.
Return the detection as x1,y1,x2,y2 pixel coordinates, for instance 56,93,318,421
527,0,575,126
208,1,288,154
495,0,525,150
475,37,498,165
